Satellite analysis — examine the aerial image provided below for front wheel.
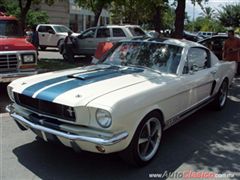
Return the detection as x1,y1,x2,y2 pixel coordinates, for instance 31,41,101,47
120,112,162,166
212,79,228,110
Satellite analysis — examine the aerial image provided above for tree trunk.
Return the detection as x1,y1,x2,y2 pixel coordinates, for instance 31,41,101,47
94,8,102,26
153,6,161,33
172,0,186,39
18,0,32,33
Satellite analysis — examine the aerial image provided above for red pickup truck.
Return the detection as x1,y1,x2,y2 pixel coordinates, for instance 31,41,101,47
0,12,37,82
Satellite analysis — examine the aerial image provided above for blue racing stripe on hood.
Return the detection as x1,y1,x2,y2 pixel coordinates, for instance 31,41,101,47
35,68,144,102
22,76,68,97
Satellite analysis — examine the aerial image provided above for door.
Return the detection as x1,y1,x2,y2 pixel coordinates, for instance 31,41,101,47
111,28,127,42
38,26,57,47
77,28,96,55
182,47,215,107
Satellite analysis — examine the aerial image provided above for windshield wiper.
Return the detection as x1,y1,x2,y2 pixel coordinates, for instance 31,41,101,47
127,64,161,74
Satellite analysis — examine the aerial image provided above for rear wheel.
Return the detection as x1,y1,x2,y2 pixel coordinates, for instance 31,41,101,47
120,112,162,166
40,46,46,51
212,79,228,110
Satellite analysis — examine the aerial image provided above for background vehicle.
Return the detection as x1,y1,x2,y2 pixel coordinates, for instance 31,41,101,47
198,35,228,60
36,24,80,50
183,31,203,42
7,37,236,166
197,31,217,39
0,12,37,83
60,25,147,59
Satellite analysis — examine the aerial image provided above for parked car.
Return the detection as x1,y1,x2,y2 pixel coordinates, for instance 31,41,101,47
198,35,228,60
36,24,80,50
183,31,203,42
59,25,147,59
6,37,236,166
197,31,217,39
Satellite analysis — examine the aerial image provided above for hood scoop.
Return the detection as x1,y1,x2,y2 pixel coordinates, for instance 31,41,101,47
68,67,144,80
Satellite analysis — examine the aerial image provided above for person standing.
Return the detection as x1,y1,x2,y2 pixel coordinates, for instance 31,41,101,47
30,25,39,55
223,29,240,75
64,31,75,62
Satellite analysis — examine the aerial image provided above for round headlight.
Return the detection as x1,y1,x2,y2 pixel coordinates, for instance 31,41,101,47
96,109,112,128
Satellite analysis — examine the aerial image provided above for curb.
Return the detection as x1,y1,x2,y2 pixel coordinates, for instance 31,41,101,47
0,113,9,118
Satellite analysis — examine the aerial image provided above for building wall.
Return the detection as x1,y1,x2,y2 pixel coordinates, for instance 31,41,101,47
32,0,69,26
32,0,110,32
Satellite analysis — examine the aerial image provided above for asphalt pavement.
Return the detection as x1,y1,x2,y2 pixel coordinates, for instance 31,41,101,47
1,77,240,180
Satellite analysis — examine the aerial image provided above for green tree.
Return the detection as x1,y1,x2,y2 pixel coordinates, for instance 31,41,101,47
0,0,49,30
75,0,113,26
200,6,215,19
218,3,240,28
1,0,58,32
172,0,208,38
111,0,169,32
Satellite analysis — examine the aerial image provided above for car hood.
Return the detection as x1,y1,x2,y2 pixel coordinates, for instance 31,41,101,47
0,37,35,51
11,65,158,107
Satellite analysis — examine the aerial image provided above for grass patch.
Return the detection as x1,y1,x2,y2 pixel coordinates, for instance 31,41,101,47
38,59,78,71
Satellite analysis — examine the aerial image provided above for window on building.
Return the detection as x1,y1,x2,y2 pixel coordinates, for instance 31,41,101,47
96,28,110,38
113,28,126,37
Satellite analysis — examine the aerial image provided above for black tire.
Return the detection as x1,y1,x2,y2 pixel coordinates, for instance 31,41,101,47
212,79,228,110
120,112,163,166
57,39,64,53
40,46,46,51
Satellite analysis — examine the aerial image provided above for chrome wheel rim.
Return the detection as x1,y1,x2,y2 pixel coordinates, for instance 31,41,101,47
219,81,228,107
137,117,162,161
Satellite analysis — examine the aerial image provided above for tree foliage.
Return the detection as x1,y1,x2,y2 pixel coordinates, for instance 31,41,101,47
111,0,169,32
218,3,240,28
1,0,57,32
75,0,113,26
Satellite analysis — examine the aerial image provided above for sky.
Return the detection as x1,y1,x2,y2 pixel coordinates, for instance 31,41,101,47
185,0,239,20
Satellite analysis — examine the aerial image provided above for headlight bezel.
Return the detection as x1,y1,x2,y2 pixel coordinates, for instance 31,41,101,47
95,109,112,128
7,86,14,102
21,54,36,64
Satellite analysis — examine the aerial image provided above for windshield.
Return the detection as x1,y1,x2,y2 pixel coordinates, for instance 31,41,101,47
102,41,183,74
0,20,22,37
53,25,72,33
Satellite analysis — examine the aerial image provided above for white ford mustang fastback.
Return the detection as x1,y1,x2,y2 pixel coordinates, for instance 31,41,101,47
6,38,236,166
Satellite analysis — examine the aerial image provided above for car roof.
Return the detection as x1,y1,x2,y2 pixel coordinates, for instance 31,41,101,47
198,35,228,43
121,37,205,48
37,24,67,26
91,25,141,28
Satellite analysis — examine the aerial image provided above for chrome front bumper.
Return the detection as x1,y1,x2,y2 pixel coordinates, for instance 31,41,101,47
6,104,128,146
0,71,37,82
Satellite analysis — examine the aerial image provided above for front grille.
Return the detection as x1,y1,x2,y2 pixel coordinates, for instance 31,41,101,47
14,93,75,122
0,54,18,72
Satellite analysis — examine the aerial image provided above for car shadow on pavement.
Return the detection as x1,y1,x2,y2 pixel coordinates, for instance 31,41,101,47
12,83,240,180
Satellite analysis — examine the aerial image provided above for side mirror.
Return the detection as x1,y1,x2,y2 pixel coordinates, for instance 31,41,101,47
192,64,199,72
48,29,55,34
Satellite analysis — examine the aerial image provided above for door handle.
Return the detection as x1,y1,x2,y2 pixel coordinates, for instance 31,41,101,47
210,70,217,75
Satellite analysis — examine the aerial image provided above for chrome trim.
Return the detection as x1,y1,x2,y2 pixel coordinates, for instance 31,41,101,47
6,104,128,146
13,102,77,125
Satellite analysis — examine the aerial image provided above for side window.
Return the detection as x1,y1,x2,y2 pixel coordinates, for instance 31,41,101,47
128,27,145,36
112,28,126,37
80,28,96,38
96,28,110,38
46,26,54,34
185,47,209,73
38,26,47,32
